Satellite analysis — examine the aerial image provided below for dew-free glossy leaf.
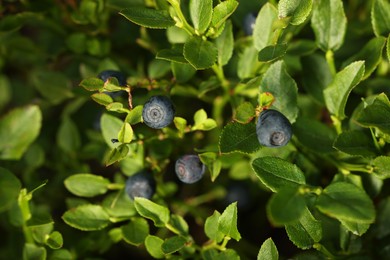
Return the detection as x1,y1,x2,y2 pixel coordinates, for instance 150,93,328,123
316,182,375,223
354,93,390,135
170,214,189,236
340,219,370,236
234,102,255,124
145,235,165,259
311,0,347,51
62,205,110,231
23,243,46,260
105,144,130,166
253,3,278,51
267,187,306,225
32,70,73,104
215,20,233,66
387,34,390,63
64,174,110,198
199,152,222,182
278,0,313,25
218,202,241,241
161,236,187,254
125,105,143,125
219,122,260,154
118,122,133,144
252,156,306,192
372,156,390,179
156,48,187,64
0,105,42,160
120,8,174,29
57,116,81,154
190,0,213,33
122,218,149,246
101,113,123,148
210,0,238,29
342,37,386,80
237,45,260,79
91,93,113,106
205,211,224,242
79,78,104,91
333,130,377,157
324,61,365,119
257,238,278,260
0,167,21,212
184,36,217,70
371,0,390,36
259,60,298,123
45,231,63,249
171,62,197,83
258,43,288,62
134,197,170,227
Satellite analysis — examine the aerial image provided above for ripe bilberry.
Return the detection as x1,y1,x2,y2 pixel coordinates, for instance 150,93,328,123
243,13,257,35
142,95,175,129
175,155,205,184
256,109,292,147
125,171,156,200
98,70,127,86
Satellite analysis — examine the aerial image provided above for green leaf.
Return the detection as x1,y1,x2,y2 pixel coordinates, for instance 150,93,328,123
219,122,260,154
62,204,110,231
118,123,133,144
354,93,390,135
184,36,217,70
32,70,73,104
122,218,149,246
234,102,255,124
190,0,213,33
285,207,322,249
79,78,104,91
101,113,124,148
218,202,241,241
64,174,110,198
324,61,365,119
278,0,313,25
161,236,187,254
257,238,278,260
120,7,174,29
145,235,165,259
237,45,260,79
311,0,347,51
301,53,333,104
105,144,130,166
215,20,234,66
340,219,370,236
174,117,187,137
205,211,224,242
102,190,137,219
253,3,278,51
371,0,390,36
210,0,238,29
267,187,306,225
342,37,386,80
45,231,63,249
333,130,377,157
49,249,73,260
258,43,288,62
0,105,42,160
252,156,306,192
387,34,390,63
91,93,114,106
23,243,47,260
170,214,189,236
192,109,217,131
156,47,187,64
134,197,170,227
316,182,376,224
0,167,21,212
125,105,143,125
287,39,317,56
171,62,197,83
293,116,337,153
259,60,299,123
199,152,222,182
372,156,390,179
213,249,240,260
57,116,81,154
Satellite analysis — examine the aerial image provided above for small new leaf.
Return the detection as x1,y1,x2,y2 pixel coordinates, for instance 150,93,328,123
218,202,241,241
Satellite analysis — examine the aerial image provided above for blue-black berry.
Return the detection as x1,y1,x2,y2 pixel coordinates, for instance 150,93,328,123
125,171,156,200
98,70,127,86
243,13,257,35
142,95,175,129
256,109,292,147
175,155,205,184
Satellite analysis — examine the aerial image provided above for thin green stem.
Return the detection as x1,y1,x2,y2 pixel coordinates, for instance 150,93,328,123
326,50,337,76
167,0,196,35
370,127,382,151
211,64,229,90
186,187,226,207
313,243,335,258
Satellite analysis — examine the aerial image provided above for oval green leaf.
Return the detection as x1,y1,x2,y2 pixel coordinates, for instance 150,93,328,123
122,218,150,246
184,36,217,70
62,204,110,231
134,197,170,227
0,167,21,212
219,122,260,154
120,8,175,29
64,174,110,198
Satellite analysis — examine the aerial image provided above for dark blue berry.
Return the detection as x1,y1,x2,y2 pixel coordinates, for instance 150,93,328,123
256,109,292,147
243,13,257,35
98,70,127,86
125,171,156,200
142,95,175,129
175,155,205,184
